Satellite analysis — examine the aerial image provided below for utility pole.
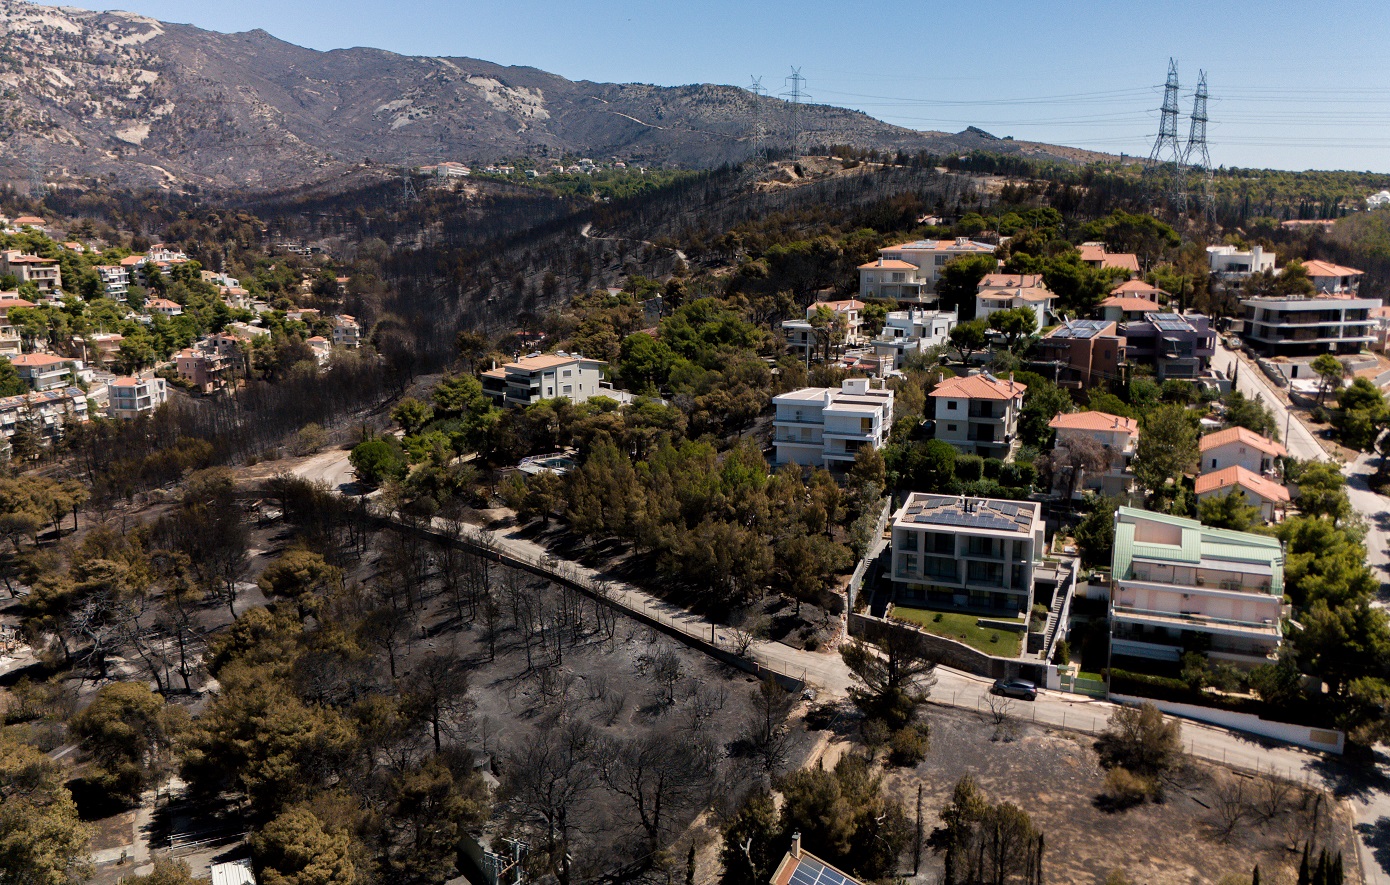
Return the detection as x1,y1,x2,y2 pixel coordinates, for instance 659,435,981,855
1184,70,1215,225
1144,59,1186,216
781,67,810,159
747,76,768,164
25,141,44,201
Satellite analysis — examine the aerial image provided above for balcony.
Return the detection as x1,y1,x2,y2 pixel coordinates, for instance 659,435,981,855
1111,604,1280,637
1126,566,1273,595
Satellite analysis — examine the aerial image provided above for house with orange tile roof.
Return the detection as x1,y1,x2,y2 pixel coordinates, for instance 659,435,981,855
1048,410,1138,498
1078,242,1141,275
858,237,998,302
1200,427,1287,476
930,372,1026,459
1195,465,1290,523
0,250,61,292
174,348,229,394
975,274,1056,329
331,315,360,348
108,373,168,419
480,352,608,408
146,297,183,317
9,353,80,391
1301,260,1364,295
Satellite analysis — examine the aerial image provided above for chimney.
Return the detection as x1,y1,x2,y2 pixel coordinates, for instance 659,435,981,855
791,832,802,859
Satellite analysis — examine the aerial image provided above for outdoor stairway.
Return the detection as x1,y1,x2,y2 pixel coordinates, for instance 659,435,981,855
1038,561,1078,660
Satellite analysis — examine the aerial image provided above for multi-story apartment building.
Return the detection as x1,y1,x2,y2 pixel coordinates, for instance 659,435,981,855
0,296,34,356
783,299,865,358
930,373,1026,460
1110,506,1284,667
858,238,998,302
95,265,129,299
1199,427,1286,476
481,352,608,408
10,353,78,391
870,307,958,370
974,274,1056,329
175,348,230,394
1047,410,1138,498
0,387,88,454
108,374,168,419
889,494,1044,615
0,251,61,292
771,377,894,468
332,315,361,348
1239,292,1377,357
1036,319,1126,390
1119,312,1216,380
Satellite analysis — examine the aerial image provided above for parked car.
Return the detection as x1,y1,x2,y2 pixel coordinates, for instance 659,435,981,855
991,678,1038,700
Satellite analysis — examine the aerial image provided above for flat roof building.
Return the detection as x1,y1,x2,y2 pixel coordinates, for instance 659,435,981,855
889,493,1044,616
481,352,608,408
772,377,893,468
1037,319,1126,390
1110,506,1283,667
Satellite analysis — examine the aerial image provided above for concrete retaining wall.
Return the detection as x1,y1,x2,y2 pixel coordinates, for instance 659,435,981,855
1109,693,1344,754
848,612,1013,679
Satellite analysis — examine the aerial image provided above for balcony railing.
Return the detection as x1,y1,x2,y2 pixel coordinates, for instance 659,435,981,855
1112,604,1279,635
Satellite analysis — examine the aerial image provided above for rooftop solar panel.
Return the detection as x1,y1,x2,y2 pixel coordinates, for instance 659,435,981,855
788,857,861,885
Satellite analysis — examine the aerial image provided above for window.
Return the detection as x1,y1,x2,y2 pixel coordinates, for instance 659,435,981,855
947,424,957,432
935,255,948,266
1211,458,1218,469
947,401,958,410
899,531,918,551
562,369,572,378
562,384,573,394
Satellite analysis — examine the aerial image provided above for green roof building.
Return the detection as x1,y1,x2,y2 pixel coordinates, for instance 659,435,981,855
1110,506,1284,668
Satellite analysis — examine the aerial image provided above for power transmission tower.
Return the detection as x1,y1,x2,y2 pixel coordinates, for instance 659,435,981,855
399,160,418,208
25,142,44,201
780,67,810,158
1144,58,1186,214
1184,70,1215,224
747,76,768,164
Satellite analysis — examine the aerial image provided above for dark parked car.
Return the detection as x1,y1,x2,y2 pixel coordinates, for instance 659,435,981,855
992,678,1038,700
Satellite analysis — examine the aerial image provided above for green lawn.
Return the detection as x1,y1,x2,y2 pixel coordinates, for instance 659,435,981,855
890,606,1023,657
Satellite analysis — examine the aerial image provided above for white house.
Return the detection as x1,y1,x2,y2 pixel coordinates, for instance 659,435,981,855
331,315,361,349
10,353,78,391
1194,466,1290,524
1199,427,1287,476
772,377,893,468
1300,260,1364,295
1368,191,1390,209
481,352,608,408
974,274,1055,329
784,299,865,358
1047,410,1138,498
95,265,129,299
930,372,1026,460
1207,244,1277,278
108,374,168,419
889,494,1044,615
870,307,958,370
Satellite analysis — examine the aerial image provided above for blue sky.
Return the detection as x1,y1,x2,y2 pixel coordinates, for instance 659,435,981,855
41,0,1390,172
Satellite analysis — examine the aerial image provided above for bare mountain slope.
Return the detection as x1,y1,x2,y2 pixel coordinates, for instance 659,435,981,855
0,0,1109,190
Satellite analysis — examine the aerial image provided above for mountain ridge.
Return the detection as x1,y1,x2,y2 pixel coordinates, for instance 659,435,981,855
0,0,1113,191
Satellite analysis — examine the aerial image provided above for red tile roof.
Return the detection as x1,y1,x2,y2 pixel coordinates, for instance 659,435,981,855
930,374,1027,401
1049,411,1138,434
1301,259,1363,278
1199,426,1288,457
1099,296,1164,312
1194,465,1290,503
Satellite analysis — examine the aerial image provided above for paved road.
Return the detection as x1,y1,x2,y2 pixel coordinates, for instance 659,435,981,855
1215,341,1328,463
290,429,1390,883
1216,341,1390,597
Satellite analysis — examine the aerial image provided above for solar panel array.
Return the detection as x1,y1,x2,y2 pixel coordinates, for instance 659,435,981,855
788,858,860,885
1148,313,1192,332
901,496,1032,531
1052,320,1110,340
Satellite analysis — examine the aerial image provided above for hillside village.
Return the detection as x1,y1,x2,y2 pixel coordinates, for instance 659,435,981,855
3,73,1390,885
